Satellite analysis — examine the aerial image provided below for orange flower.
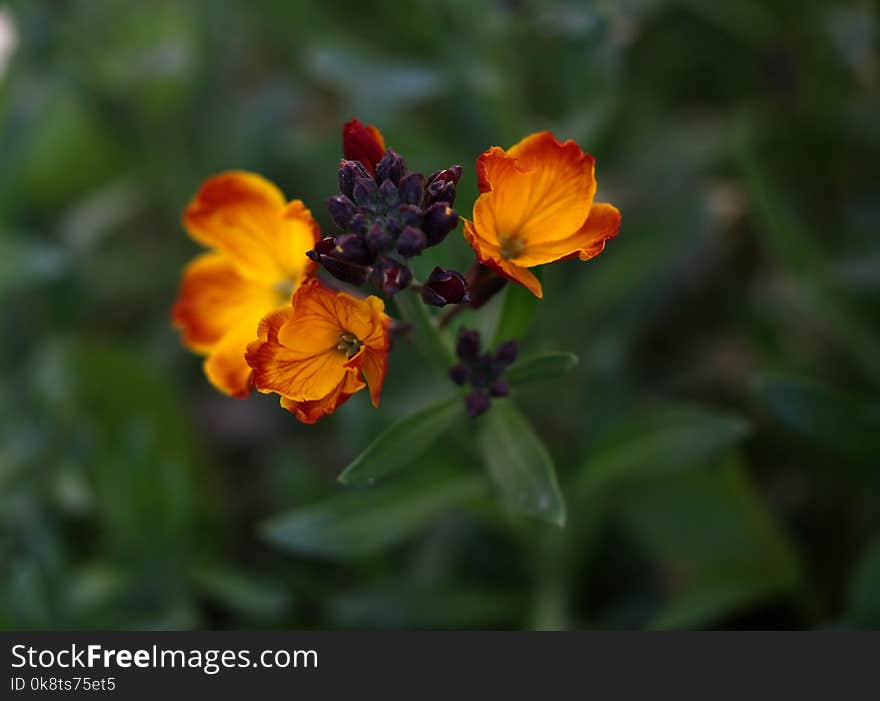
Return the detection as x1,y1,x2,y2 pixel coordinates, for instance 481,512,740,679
462,131,620,298
245,279,390,424
342,118,386,175
171,171,320,397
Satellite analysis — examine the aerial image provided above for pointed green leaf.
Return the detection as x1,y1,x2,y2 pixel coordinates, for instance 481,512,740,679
262,469,488,560
506,351,579,386
339,394,464,485
754,374,880,465
478,401,566,526
575,404,750,498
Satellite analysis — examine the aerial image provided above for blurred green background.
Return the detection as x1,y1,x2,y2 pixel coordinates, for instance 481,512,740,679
2,0,879,630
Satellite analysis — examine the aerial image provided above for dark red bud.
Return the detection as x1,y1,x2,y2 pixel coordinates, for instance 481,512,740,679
342,119,386,175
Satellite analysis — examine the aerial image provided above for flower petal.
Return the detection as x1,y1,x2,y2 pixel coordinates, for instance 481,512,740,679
472,132,596,248
463,219,544,298
246,305,362,403
183,171,319,283
279,369,364,424
204,316,267,398
171,252,281,352
512,202,621,266
342,118,386,174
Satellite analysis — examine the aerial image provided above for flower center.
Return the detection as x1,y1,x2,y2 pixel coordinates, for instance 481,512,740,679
336,332,362,358
499,234,525,260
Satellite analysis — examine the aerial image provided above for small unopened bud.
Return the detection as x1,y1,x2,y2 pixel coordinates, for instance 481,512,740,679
449,363,470,386
421,266,469,307
494,340,518,367
335,233,373,265
398,172,425,205
465,390,491,418
427,165,463,187
375,149,407,185
327,195,356,230
318,255,369,286
489,380,509,398
397,204,422,228
339,159,370,199
378,179,399,206
371,256,413,296
352,177,378,206
396,226,427,257
456,328,481,360
366,222,393,255
422,203,458,246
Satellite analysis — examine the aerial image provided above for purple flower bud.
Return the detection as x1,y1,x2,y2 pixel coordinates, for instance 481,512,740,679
339,160,370,199
449,363,470,386
421,266,469,307
494,340,519,367
456,328,481,360
398,172,425,205
334,233,373,265
366,222,393,255
327,195,356,230
349,213,371,236
425,175,457,206
378,179,399,206
465,390,491,418
427,165,463,186
489,380,509,398
397,226,427,257
422,203,459,246
307,236,337,262
397,204,422,228
318,255,369,286
375,149,407,185
352,177,378,206
371,256,413,296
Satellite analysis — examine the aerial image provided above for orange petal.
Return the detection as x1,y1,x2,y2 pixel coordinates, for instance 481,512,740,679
246,305,362,403
342,119,386,174
183,171,319,283
513,202,621,266
171,252,281,353
472,132,596,250
279,369,364,424
463,219,544,298
204,317,268,398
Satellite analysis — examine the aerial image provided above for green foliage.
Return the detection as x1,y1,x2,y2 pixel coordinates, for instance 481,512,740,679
478,401,566,527
338,394,464,485
506,352,579,387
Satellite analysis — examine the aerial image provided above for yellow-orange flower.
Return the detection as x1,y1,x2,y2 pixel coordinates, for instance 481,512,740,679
245,279,390,424
171,171,320,397
463,131,620,298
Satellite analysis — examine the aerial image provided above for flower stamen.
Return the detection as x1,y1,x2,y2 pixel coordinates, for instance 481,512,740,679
336,331,362,358
499,234,525,260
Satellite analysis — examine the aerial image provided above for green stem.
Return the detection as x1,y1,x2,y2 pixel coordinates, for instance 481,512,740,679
394,289,456,371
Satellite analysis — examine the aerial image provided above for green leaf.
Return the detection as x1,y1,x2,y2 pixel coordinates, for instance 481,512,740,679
394,288,455,370
754,374,880,465
262,469,488,560
338,394,464,486
478,401,566,527
623,455,804,629
506,351,579,387
493,279,539,345
575,404,750,498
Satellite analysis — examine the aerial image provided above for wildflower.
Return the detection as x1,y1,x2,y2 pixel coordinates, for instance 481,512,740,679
449,328,518,418
172,172,320,397
463,131,621,298
245,279,390,424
